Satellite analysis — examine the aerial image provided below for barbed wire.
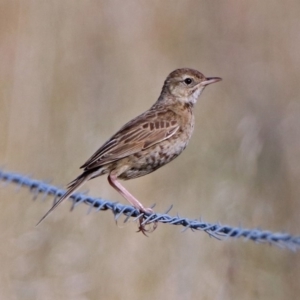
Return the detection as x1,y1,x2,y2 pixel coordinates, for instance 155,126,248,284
0,169,299,251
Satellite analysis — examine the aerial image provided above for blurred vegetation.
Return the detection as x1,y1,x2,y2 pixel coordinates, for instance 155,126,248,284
0,1,300,299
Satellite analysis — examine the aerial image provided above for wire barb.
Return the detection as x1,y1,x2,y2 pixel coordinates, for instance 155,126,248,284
0,169,300,251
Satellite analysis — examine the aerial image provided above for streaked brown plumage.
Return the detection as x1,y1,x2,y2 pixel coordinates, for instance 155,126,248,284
37,68,221,233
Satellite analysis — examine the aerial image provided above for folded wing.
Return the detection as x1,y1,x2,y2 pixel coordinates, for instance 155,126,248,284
81,109,180,170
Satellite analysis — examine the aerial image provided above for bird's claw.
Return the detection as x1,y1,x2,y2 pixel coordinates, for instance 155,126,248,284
136,207,158,236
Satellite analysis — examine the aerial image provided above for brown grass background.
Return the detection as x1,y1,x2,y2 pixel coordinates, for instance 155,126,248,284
1,1,300,299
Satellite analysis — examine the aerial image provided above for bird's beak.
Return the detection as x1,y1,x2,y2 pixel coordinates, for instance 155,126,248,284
201,77,222,86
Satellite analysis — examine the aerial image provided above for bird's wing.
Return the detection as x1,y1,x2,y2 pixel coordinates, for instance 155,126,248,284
81,109,180,170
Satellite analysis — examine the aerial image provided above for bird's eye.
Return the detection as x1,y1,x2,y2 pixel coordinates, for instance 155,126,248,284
184,78,193,85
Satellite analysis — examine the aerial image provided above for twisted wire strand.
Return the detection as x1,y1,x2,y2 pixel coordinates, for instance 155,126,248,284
0,169,299,251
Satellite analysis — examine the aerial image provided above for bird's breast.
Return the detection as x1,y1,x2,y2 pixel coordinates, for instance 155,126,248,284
118,126,193,180
117,107,195,180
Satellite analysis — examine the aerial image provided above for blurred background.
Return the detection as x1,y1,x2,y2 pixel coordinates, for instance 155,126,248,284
1,1,300,299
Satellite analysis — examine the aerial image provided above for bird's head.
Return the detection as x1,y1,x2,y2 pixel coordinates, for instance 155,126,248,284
161,68,221,105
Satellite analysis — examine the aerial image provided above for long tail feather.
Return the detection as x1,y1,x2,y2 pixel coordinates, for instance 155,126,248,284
36,172,93,226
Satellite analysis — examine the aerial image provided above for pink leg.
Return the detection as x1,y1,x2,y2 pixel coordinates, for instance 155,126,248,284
108,173,153,214
108,173,157,235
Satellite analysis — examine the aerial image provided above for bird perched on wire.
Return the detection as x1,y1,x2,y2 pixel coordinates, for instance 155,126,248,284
37,68,221,234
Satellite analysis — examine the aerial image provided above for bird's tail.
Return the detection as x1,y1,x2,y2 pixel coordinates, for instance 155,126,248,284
36,171,93,226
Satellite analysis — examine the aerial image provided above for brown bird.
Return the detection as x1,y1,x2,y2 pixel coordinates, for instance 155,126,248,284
37,68,221,233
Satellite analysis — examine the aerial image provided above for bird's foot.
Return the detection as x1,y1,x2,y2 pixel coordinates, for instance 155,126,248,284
136,207,158,236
